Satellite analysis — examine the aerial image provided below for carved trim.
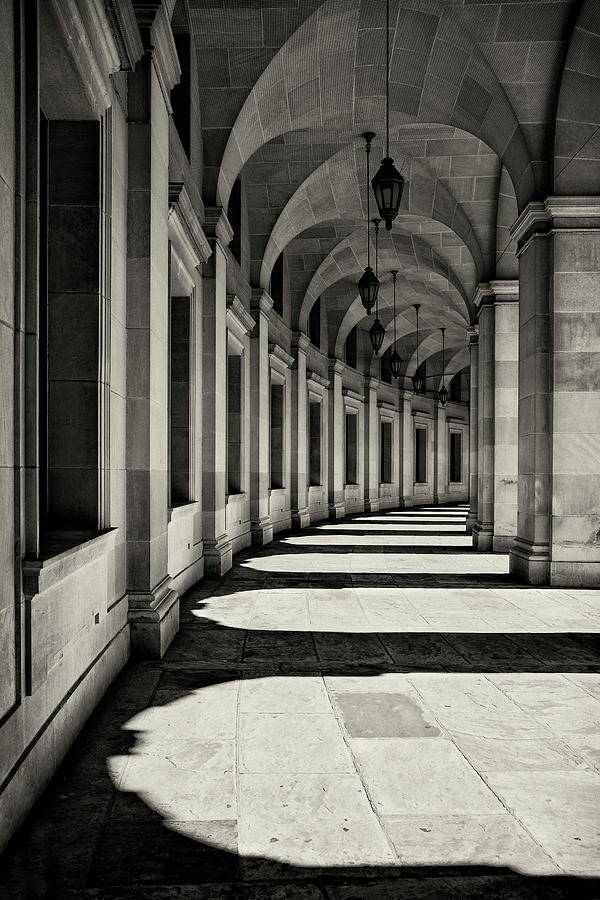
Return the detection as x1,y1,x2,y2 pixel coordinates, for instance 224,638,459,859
343,388,364,403
132,1,180,111
106,0,143,70
307,371,330,389
269,344,294,370
169,183,211,266
204,206,234,248
226,295,255,337
251,289,274,316
292,331,311,354
377,400,397,412
511,196,600,253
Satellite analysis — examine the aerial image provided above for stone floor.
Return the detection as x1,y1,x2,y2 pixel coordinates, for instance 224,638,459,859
3,504,600,900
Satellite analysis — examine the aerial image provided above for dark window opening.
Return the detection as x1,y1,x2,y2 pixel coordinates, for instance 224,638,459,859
227,354,242,494
270,381,284,489
450,432,462,483
380,421,392,484
309,401,321,486
308,297,320,348
171,34,191,159
170,296,191,505
450,373,462,402
380,353,392,383
228,179,242,265
271,253,284,317
415,427,427,483
345,326,357,369
345,413,358,485
42,117,101,534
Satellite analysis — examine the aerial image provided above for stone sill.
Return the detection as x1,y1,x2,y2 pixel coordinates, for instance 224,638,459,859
169,500,201,522
23,528,118,599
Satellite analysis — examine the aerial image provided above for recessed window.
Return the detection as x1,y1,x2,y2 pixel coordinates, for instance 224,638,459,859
227,353,243,495
345,326,357,369
450,431,462,483
308,297,320,348
171,34,191,159
270,381,284,489
309,400,321,486
380,421,392,484
228,179,242,266
450,373,463,402
271,254,284,317
345,412,358,485
170,295,191,505
415,426,427,484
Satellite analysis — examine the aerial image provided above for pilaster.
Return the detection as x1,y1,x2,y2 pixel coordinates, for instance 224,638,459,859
364,378,380,513
290,332,311,528
249,290,274,545
466,327,479,533
328,359,345,520
399,391,414,507
434,401,447,504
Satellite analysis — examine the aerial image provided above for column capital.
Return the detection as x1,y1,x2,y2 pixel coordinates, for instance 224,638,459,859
204,206,234,248
510,196,600,254
466,325,479,346
291,330,310,355
328,359,345,377
132,0,180,110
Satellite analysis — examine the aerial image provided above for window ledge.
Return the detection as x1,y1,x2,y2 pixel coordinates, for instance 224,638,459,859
23,528,118,599
169,500,201,522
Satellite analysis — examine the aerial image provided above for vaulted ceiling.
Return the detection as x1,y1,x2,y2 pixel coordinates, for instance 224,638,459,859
189,0,598,377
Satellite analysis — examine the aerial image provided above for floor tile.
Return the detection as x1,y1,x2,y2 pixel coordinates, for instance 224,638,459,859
238,712,353,774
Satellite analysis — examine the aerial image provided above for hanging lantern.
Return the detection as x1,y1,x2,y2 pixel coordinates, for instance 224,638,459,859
357,132,379,314
372,0,405,230
438,327,448,407
389,270,402,378
412,303,423,394
372,158,405,231
369,317,386,354
358,266,379,314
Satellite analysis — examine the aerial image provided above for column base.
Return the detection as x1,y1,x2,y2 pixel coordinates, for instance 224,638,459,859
251,517,274,546
509,537,550,585
465,511,477,534
291,507,310,529
204,534,233,577
328,501,345,520
493,534,515,553
364,498,380,513
472,521,493,552
128,576,179,659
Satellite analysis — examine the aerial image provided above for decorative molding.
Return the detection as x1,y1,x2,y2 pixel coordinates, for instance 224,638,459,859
328,359,345,377
226,295,255,337
292,331,311,355
490,279,519,298
269,344,294,370
343,388,364,403
204,206,234,248
307,371,329,389
132,1,180,111
106,0,144,70
251,289,274,316
466,325,479,346
168,183,211,270
510,197,600,254
377,400,397,413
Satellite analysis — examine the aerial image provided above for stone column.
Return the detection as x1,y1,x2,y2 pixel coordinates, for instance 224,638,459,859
364,378,380,513
249,290,273,545
328,360,345,519
466,327,479,533
290,332,310,528
510,198,600,586
398,391,413,507
472,289,495,551
434,401,447,504
125,46,178,658
492,282,519,551
202,207,234,575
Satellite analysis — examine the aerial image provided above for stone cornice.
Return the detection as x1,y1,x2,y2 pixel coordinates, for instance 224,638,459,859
343,388,364,403
377,400,397,412
251,289,274,316
168,183,211,267
292,331,311,354
328,359,345,377
106,0,144,71
269,344,294,369
472,283,494,309
466,325,479,346
473,281,518,314
511,197,600,253
307,371,329,389
226,295,255,336
204,206,234,248
132,1,180,110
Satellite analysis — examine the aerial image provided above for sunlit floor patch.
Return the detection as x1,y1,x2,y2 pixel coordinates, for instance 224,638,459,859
3,503,600,894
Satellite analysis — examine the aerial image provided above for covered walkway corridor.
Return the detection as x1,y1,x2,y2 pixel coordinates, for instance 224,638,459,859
3,504,600,898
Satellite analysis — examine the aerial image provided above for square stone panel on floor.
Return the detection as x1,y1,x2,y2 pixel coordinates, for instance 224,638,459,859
351,738,505,816
243,631,318,663
238,712,354,774
382,813,560,876
240,674,331,714
238,774,396,867
451,734,589,774
332,691,441,738
125,685,239,742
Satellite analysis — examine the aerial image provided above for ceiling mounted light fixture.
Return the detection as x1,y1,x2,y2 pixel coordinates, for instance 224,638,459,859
371,0,405,231
358,132,380,315
369,218,385,354
389,270,402,378
439,327,448,408
412,303,425,395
